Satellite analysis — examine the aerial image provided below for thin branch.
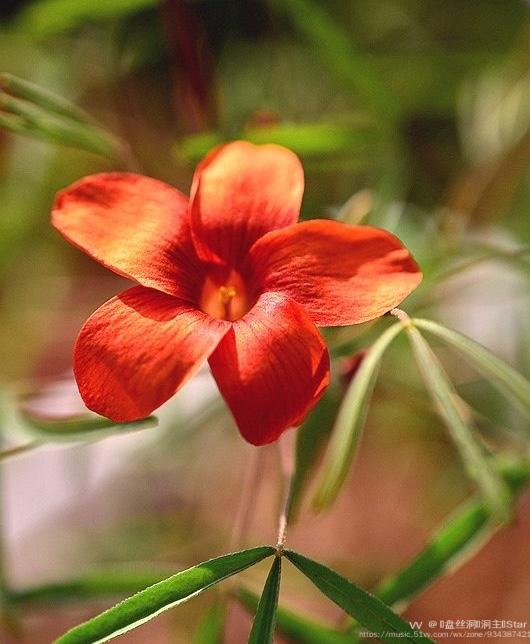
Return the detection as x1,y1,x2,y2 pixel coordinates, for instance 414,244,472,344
276,430,297,552
229,445,265,551
389,308,413,326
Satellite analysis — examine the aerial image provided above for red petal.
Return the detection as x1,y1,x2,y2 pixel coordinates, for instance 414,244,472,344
53,173,201,301
74,286,229,421
189,141,304,267
247,220,422,326
208,292,330,445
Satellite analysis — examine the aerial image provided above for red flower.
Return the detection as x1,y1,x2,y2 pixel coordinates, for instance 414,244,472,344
52,142,421,445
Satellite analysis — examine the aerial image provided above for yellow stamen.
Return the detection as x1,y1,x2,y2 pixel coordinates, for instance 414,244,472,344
219,285,237,320
219,285,237,304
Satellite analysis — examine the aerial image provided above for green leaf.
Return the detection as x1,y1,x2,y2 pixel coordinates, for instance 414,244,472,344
0,93,120,158
246,122,377,158
192,601,226,644
289,384,342,521
176,132,225,164
236,586,355,644
54,547,275,644
0,73,91,123
8,569,173,604
405,325,511,519
284,551,433,643
21,412,158,442
14,0,156,38
248,556,281,644
375,459,530,608
1,388,157,447
413,318,530,419
376,501,491,607
342,460,530,634
430,245,530,286
177,121,378,165
314,322,404,510
0,112,32,135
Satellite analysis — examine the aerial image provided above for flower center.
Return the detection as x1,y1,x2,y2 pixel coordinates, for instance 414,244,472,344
219,284,237,319
200,269,253,321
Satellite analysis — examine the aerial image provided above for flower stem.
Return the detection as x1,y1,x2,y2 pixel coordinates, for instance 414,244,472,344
229,444,264,551
389,307,412,325
276,431,296,552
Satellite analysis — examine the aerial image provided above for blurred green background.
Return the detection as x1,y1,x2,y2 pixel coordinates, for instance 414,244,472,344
0,1,529,642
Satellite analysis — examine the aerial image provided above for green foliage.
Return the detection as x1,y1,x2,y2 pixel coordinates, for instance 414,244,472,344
405,324,511,518
248,556,281,644
177,121,379,165
192,601,225,644
54,547,275,643
9,569,172,604
12,456,530,644
413,318,530,419
0,109,114,158
48,548,439,644
21,412,157,442
341,461,530,632
285,551,434,643
289,383,342,520
236,586,355,644
0,73,91,123
0,74,121,158
13,0,156,38
375,500,491,608
0,390,157,461
314,322,405,510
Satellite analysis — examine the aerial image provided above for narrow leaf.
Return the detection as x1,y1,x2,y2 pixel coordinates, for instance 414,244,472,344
289,384,342,521
192,601,225,644
374,459,530,608
248,556,281,644
9,569,173,604
0,112,31,136
54,547,275,644
0,73,91,123
177,122,377,165
236,586,355,644
0,94,119,158
14,0,156,38
285,551,433,643
413,318,530,418
405,325,511,518
21,412,157,442
430,245,530,286
376,501,490,607
342,460,530,633
246,122,377,158
314,322,404,510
